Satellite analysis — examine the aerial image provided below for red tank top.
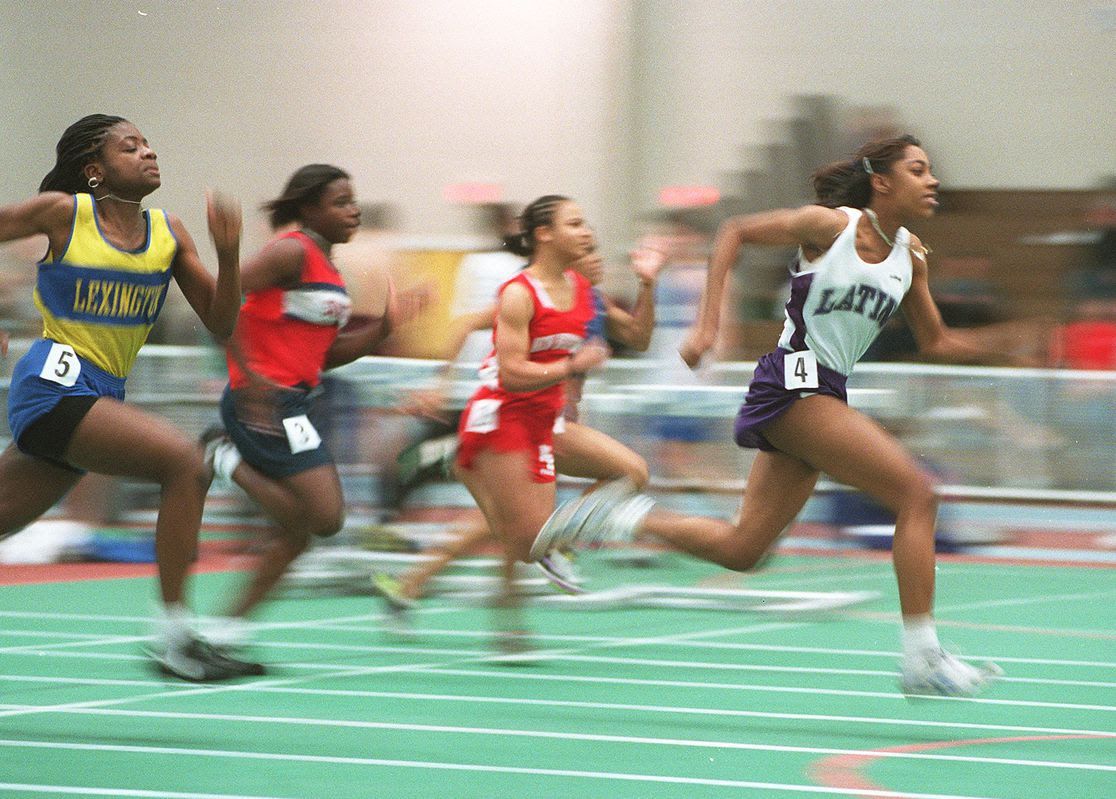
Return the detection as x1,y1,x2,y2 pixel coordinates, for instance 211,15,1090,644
228,230,352,389
473,269,595,412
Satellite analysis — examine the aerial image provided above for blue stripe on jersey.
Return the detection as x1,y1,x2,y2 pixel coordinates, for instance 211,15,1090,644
297,282,349,294
36,262,171,325
586,289,607,340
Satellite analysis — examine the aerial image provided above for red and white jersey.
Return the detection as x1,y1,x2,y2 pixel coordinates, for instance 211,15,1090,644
473,269,595,414
228,230,352,389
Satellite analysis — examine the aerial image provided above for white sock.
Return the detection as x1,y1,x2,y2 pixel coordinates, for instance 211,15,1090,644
204,615,251,648
213,440,242,482
901,614,941,661
158,602,193,649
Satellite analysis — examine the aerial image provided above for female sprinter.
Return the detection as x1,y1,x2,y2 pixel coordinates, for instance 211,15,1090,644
447,195,608,653
532,136,1006,697
202,164,425,658
374,236,663,617
0,114,255,681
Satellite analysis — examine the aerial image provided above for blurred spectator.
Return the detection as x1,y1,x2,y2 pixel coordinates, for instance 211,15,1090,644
450,202,525,362
1070,178,1116,303
1051,297,1116,370
636,214,726,476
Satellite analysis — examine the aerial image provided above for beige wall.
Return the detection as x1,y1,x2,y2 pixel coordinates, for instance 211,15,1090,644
1,0,1111,258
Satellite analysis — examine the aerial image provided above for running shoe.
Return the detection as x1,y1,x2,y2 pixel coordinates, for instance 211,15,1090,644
147,635,266,682
536,549,585,594
529,478,651,561
199,425,237,486
372,572,415,632
900,648,1003,697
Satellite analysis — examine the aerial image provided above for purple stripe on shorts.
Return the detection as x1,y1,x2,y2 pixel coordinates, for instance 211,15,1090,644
785,271,813,352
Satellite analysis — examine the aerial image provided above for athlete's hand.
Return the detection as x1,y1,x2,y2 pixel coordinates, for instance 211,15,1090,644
206,189,242,255
399,386,451,423
568,339,610,375
385,279,436,334
630,243,666,285
679,326,716,369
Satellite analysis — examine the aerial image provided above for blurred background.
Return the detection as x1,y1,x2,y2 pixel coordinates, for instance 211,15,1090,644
1,0,1114,564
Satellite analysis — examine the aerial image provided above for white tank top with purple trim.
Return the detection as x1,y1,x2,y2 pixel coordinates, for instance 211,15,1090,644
776,206,913,376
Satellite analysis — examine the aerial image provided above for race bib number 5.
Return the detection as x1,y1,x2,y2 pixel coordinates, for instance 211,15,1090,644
784,350,818,390
40,343,81,387
282,414,322,454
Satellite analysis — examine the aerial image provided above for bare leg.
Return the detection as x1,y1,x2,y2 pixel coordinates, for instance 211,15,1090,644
223,462,345,618
640,396,936,614
457,451,555,613
64,399,211,605
762,396,939,617
640,447,819,569
0,444,83,538
554,422,649,488
399,511,491,600
395,423,643,601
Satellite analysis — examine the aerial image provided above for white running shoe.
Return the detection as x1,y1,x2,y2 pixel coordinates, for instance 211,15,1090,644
529,478,649,561
900,648,1003,697
146,635,265,681
536,549,585,594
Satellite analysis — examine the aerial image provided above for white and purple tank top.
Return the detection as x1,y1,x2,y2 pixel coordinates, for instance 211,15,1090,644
776,206,913,376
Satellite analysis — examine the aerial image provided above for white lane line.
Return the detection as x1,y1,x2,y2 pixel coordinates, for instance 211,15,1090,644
0,708,1112,774
0,785,286,799
4,684,1115,741
0,619,802,720
0,764,999,799
326,625,1116,669
1,734,1113,776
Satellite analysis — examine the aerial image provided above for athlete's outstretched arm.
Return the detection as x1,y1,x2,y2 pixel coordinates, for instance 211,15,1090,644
602,247,665,352
679,205,846,367
325,278,432,368
901,235,1015,365
170,191,242,341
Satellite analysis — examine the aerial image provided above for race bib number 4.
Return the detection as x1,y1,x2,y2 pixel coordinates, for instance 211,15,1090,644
39,343,81,387
784,350,819,390
282,414,322,454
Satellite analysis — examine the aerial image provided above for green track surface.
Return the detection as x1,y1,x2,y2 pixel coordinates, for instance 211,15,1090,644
1,552,1113,798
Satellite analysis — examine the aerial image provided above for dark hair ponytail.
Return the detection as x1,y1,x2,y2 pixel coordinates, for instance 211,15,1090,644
39,114,127,194
811,134,921,208
262,164,350,230
504,194,570,257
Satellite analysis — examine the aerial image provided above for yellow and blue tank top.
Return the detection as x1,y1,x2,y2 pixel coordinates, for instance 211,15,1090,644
34,193,177,377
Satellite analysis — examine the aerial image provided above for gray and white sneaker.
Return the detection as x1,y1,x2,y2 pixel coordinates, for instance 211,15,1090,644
529,478,653,561
147,635,266,682
900,648,1002,697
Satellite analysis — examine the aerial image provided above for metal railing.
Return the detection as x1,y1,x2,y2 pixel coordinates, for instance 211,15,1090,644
3,339,1113,503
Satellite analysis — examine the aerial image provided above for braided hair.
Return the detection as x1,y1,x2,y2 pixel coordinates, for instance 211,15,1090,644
504,194,570,257
262,164,350,230
39,114,127,194
811,134,921,209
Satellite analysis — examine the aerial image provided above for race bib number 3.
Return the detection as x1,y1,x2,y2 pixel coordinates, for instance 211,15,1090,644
784,350,819,390
40,343,81,387
282,414,322,454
